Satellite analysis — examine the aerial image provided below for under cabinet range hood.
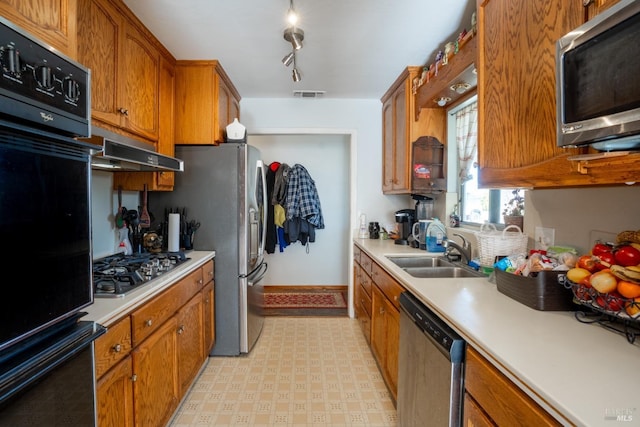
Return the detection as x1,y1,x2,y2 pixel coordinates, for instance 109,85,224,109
82,128,184,172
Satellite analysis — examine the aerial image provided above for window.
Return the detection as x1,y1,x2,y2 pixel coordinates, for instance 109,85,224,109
449,96,523,227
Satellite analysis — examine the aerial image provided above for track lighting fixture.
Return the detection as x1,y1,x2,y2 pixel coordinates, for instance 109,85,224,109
284,26,304,50
292,52,301,82
282,51,294,67
282,0,304,82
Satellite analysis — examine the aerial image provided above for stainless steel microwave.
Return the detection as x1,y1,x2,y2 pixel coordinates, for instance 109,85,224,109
556,0,640,151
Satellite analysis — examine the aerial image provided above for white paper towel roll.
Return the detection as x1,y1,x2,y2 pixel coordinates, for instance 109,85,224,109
168,213,180,252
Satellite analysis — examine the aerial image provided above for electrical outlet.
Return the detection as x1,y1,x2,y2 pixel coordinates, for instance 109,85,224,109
589,229,617,245
535,227,555,250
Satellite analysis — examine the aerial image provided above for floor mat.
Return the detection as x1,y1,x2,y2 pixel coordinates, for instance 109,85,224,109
264,291,347,309
263,287,349,316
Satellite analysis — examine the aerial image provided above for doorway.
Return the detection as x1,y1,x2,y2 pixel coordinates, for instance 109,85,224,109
249,130,355,317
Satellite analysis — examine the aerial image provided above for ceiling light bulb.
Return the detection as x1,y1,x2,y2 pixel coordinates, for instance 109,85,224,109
282,52,294,67
287,9,298,25
435,97,451,107
287,0,298,25
450,82,471,94
292,68,301,82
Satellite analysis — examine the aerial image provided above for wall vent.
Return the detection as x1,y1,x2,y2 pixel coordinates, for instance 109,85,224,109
293,90,326,98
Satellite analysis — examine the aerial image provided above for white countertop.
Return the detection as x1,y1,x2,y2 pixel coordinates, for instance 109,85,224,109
82,251,215,326
355,238,640,427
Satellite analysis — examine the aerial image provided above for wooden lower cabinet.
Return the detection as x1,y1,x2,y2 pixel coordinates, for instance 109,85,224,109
132,316,180,427
96,355,134,427
354,279,372,345
177,292,205,396
95,260,215,427
464,347,560,426
371,284,400,402
353,244,403,403
353,246,372,344
202,281,215,357
463,393,495,427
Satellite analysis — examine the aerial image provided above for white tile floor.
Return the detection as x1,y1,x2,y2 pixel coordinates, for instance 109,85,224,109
169,317,398,427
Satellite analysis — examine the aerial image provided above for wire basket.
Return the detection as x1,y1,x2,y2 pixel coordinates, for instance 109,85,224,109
558,275,640,345
474,223,528,266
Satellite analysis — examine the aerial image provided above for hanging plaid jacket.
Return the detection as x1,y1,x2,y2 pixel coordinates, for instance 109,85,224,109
285,164,325,230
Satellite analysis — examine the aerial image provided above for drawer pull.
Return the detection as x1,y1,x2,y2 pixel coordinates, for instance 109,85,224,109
117,107,129,116
112,343,122,353
177,325,185,335
198,279,203,285
145,319,153,327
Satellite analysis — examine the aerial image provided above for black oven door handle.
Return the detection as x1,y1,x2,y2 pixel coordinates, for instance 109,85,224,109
0,320,106,404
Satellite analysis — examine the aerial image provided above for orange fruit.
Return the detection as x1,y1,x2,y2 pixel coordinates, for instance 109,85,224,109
617,280,640,299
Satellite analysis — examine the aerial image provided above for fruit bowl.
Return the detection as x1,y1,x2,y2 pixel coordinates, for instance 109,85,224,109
558,276,640,322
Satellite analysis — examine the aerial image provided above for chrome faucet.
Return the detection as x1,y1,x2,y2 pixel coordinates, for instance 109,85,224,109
443,233,472,265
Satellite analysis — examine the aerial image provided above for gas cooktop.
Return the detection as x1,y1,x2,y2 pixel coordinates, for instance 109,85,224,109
93,252,189,298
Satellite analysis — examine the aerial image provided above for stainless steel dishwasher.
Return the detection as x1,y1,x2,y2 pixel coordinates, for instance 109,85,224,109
397,292,465,427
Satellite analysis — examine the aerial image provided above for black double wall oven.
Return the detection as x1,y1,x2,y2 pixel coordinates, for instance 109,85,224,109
0,17,105,426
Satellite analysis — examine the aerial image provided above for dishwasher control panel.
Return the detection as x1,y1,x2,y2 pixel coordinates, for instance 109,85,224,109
399,292,465,363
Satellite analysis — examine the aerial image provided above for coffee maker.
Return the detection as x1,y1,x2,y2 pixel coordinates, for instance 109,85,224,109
412,194,433,221
394,209,415,245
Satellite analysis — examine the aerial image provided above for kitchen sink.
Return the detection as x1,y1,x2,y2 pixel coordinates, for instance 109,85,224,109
386,256,485,278
402,266,485,278
386,256,454,268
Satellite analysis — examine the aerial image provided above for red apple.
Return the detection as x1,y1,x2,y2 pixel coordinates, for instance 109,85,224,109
614,245,640,267
594,251,615,270
591,242,613,256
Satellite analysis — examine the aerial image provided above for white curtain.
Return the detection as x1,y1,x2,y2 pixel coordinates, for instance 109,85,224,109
455,101,478,183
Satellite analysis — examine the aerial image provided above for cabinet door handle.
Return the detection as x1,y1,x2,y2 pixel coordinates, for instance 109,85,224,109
131,374,137,382
145,319,153,327
177,325,185,335
379,306,385,315
112,343,122,353
117,107,129,116
198,279,203,285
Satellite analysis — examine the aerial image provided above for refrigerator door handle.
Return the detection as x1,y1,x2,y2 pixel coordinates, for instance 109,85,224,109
257,160,267,257
247,261,268,287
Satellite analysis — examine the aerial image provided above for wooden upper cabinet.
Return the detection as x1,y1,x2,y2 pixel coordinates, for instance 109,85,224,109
175,60,242,145
477,0,640,188
381,66,445,194
587,0,621,18
476,0,587,189
112,55,176,192
118,20,159,140
77,0,160,142
0,0,77,58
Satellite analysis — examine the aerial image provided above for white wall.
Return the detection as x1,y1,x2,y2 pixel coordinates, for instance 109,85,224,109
250,134,349,287
240,98,414,231
91,171,141,259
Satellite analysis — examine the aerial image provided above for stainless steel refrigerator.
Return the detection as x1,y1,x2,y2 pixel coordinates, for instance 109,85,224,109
152,143,267,356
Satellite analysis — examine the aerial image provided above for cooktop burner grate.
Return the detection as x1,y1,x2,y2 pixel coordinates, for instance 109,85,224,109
93,252,189,298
